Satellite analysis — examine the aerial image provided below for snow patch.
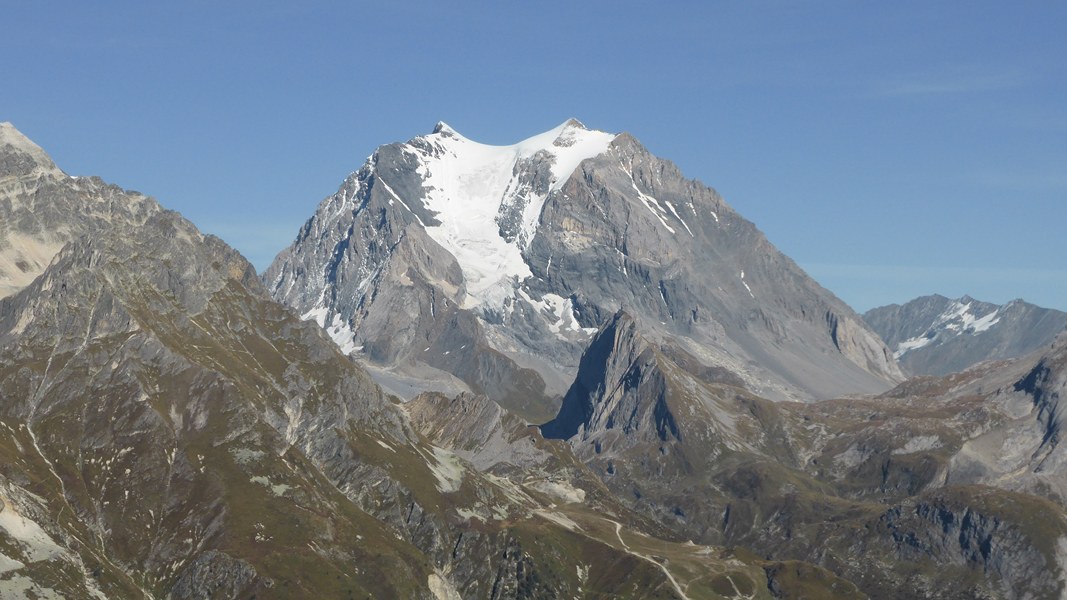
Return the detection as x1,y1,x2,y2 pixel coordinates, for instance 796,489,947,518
455,507,483,522
969,308,1001,333
940,300,1000,334
895,334,934,359
0,574,65,599
517,289,592,336
528,480,586,504
325,313,360,355
455,505,508,523
301,305,329,328
897,299,1001,358
0,499,65,563
249,476,293,497
230,447,265,465
301,306,361,355
740,270,755,299
0,552,24,575
533,509,581,531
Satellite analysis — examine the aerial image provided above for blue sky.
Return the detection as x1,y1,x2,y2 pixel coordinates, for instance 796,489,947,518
3,1,1065,312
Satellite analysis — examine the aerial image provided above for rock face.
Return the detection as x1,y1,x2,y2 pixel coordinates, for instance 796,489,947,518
0,122,160,299
266,120,902,421
864,294,1067,376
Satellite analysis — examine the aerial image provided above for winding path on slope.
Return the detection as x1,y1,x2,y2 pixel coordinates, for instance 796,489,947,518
609,519,693,600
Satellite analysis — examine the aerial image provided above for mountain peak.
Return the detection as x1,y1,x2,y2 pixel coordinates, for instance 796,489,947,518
0,122,62,177
560,117,587,131
431,120,459,137
540,309,651,440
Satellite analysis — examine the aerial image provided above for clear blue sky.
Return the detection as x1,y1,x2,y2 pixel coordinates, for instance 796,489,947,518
3,1,1065,312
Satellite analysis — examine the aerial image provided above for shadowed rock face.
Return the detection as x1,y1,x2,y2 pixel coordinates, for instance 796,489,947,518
266,121,902,422
541,311,673,443
865,294,1067,376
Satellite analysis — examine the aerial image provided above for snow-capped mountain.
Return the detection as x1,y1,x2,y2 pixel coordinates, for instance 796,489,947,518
266,119,902,419
864,294,1067,376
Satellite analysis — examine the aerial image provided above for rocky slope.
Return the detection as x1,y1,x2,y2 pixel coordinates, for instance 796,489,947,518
542,310,1067,599
266,120,902,421
864,294,1067,376
0,122,160,299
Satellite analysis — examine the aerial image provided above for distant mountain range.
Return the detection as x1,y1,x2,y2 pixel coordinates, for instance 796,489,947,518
2,120,1066,599
864,294,1067,376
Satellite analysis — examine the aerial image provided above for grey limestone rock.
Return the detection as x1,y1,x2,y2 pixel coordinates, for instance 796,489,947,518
0,122,160,299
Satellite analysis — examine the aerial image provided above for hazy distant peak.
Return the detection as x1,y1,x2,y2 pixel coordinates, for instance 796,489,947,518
864,293,1067,376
